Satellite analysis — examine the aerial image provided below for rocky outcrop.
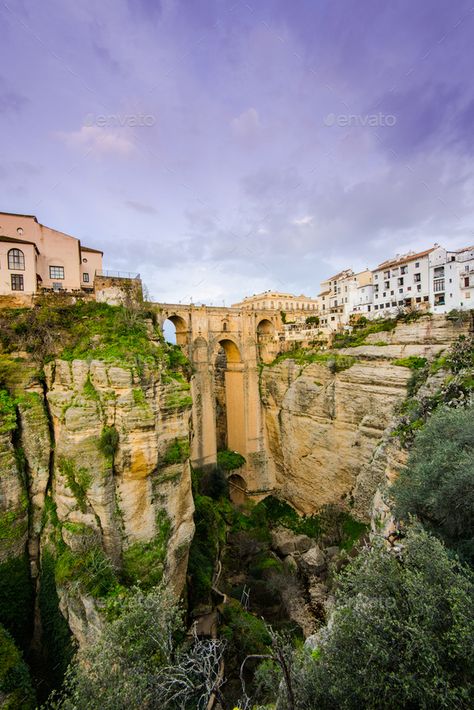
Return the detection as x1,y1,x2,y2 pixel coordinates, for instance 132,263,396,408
261,315,469,518
0,352,194,648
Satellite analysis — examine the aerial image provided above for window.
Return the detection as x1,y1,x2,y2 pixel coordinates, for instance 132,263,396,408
384,281,390,289
399,288,403,293
398,277,404,286
8,249,25,270
11,274,24,291
414,273,421,283
401,265,408,275
83,272,90,283
416,297,422,303
49,265,64,279
415,262,420,268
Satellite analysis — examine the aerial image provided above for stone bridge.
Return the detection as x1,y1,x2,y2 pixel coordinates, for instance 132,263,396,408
155,303,283,499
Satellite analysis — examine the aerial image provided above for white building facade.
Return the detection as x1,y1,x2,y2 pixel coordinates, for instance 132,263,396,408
429,245,474,314
371,248,433,318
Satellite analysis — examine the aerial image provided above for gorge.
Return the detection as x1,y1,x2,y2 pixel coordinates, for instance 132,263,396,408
0,298,472,708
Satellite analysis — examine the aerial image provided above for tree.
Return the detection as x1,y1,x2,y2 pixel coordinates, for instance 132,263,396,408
46,586,226,710
392,404,474,564
279,527,474,710
305,316,320,327
46,586,182,710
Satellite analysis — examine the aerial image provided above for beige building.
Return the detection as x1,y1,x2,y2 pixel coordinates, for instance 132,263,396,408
232,290,319,318
0,211,103,297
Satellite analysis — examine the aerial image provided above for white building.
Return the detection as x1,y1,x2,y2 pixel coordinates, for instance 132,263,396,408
371,247,434,318
318,269,372,329
429,245,474,313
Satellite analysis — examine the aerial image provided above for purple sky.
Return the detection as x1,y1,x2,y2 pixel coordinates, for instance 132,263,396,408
1,0,474,304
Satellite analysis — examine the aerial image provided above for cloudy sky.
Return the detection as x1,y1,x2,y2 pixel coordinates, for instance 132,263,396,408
1,0,474,304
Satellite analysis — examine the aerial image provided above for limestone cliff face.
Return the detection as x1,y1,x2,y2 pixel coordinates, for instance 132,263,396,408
261,315,469,518
0,353,194,647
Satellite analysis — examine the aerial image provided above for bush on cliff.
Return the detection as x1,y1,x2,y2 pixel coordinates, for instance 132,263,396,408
392,404,474,565
276,527,474,710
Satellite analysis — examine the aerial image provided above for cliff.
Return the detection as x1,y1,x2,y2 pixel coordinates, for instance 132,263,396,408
0,301,194,667
261,314,470,518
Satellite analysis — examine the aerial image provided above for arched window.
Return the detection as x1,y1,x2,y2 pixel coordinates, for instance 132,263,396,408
8,248,25,270
223,322,228,331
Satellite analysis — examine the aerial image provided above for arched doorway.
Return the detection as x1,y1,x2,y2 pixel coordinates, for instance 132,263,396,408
163,314,188,346
228,473,247,506
214,339,246,459
257,318,277,363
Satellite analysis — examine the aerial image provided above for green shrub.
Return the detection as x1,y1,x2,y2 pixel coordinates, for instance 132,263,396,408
122,512,171,589
0,624,35,709
98,426,119,459
392,356,428,369
161,437,190,466
392,404,474,564
55,546,118,598
57,458,92,513
221,601,271,657
216,449,246,471
0,389,17,434
305,315,320,326
287,527,474,710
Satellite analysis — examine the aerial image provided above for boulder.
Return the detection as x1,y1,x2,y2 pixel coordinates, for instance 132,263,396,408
298,545,327,576
271,526,313,556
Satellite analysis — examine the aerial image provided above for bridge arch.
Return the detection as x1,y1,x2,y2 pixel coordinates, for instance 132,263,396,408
256,318,277,364
163,314,188,346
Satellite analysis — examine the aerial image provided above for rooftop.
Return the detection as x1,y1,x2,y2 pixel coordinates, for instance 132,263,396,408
376,247,436,271
0,234,40,254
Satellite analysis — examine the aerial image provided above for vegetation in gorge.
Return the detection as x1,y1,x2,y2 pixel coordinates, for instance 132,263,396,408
0,554,34,651
216,449,246,471
272,528,474,710
392,404,474,565
0,623,35,709
45,585,226,710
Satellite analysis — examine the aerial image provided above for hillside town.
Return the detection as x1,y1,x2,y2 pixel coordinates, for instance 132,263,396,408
233,243,474,341
1,210,473,344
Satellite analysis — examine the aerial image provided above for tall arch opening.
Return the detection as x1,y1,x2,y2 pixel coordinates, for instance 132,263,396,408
214,339,246,459
257,318,277,363
163,314,188,346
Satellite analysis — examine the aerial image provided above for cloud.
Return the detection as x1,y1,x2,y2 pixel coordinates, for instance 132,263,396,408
125,199,158,214
57,126,135,155
230,107,261,142
293,215,313,226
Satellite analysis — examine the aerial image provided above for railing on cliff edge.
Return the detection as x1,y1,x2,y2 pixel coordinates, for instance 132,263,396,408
95,269,141,280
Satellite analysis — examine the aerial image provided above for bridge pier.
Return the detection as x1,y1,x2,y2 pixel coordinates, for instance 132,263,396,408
156,303,282,497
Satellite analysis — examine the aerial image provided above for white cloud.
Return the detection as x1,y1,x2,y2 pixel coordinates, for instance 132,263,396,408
230,107,261,141
57,126,135,156
292,215,314,226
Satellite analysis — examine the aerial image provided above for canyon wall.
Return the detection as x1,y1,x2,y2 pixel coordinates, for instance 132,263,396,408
261,315,470,518
0,348,194,651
